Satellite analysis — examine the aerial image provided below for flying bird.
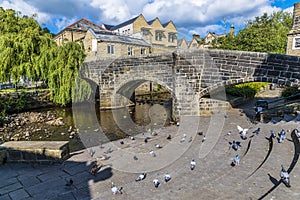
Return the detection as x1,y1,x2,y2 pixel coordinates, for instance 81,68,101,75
237,125,248,140
135,172,146,182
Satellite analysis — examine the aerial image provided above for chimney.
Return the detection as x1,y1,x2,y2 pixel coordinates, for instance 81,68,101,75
192,34,200,40
292,2,300,30
230,24,235,36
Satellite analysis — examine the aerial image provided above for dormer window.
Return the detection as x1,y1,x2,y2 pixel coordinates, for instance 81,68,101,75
168,33,177,43
293,37,300,49
155,30,164,41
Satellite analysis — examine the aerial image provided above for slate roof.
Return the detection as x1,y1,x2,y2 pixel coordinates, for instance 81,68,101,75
91,29,151,47
110,15,140,31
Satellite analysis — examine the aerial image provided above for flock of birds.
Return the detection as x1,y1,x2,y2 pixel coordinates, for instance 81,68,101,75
64,121,300,195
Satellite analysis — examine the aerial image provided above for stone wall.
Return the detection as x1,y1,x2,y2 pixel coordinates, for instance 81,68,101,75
82,49,300,118
199,98,231,115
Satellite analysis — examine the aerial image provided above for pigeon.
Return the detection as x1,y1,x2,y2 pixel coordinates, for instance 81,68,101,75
295,129,300,139
253,127,260,135
89,148,95,157
190,159,196,170
133,156,138,160
233,154,240,166
120,140,124,145
227,131,232,136
153,179,160,188
150,150,156,157
130,136,135,140
90,161,102,176
135,173,146,181
105,147,113,154
176,122,180,126
278,129,286,143
99,143,104,149
280,165,290,187
65,179,73,187
111,182,122,194
188,136,193,143
231,140,241,151
202,135,206,143
155,144,162,149
167,135,172,140
270,130,276,138
144,136,149,143
180,134,186,143
237,125,248,140
164,173,171,182
198,132,203,136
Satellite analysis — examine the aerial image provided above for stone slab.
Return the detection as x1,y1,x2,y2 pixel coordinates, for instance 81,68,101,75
8,188,29,200
0,141,70,163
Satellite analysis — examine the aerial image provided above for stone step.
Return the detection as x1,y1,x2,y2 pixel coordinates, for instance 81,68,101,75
0,141,70,164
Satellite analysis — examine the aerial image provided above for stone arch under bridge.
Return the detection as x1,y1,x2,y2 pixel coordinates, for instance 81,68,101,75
80,49,300,118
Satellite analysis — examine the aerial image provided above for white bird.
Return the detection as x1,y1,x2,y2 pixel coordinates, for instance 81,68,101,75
89,148,95,157
176,122,180,126
233,154,240,166
190,159,196,170
280,165,290,187
153,179,160,188
180,134,186,143
130,136,135,140
164,173,171,182
295,129,300,139
111,182,122,194
150,150,156,157
155,144,162,149
135,172,146,181
237,125,248,140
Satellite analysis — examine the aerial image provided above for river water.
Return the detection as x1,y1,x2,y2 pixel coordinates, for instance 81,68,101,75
28,93,173,151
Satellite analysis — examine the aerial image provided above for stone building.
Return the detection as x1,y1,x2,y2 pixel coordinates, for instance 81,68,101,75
83,29,151,58
106,14,178,53
287,2,300,56
53,18,112,46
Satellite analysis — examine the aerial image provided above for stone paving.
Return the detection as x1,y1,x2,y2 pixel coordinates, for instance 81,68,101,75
0,108,300,200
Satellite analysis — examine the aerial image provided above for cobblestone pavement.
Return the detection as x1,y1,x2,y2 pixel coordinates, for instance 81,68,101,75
1,108,300,200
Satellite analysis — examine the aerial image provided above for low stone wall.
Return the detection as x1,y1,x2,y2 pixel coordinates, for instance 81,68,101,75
199,98,232,115
0,141,70,164
0,89,52,112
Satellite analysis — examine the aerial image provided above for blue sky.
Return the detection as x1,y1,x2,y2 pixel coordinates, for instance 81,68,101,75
0,0,298,40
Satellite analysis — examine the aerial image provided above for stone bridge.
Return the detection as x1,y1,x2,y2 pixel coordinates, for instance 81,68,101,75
80,49,300,118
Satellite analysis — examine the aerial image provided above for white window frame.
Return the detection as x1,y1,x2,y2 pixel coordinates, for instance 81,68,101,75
292,37,300,49
107,45,115,54
128,46,134,56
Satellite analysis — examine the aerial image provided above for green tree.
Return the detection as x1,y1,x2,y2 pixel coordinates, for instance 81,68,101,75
216,11,292,54
0,7,88,106
0,8,55,83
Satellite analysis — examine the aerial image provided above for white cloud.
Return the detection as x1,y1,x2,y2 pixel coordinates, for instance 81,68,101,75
0,0,293,37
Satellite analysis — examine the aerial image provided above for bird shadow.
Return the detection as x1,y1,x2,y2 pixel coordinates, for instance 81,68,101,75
268,173,278,185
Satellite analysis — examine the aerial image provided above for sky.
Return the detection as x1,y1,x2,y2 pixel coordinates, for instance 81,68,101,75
0,0,298,40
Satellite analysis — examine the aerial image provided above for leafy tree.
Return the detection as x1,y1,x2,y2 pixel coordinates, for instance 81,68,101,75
0,7,88,106
215,11,292,54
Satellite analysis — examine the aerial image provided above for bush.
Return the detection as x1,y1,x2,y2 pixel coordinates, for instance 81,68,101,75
226,82,268,98
281,86,300,98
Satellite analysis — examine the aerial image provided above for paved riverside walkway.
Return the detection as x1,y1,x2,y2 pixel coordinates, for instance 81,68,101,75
1,109,300,200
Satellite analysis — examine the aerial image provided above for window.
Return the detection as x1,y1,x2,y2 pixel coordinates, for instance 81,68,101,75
293,38,300,49
141,48,146,55
128,46,133,56
155,31,163,41
168,33,177,43
107,45,115,54
92,39,97,52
